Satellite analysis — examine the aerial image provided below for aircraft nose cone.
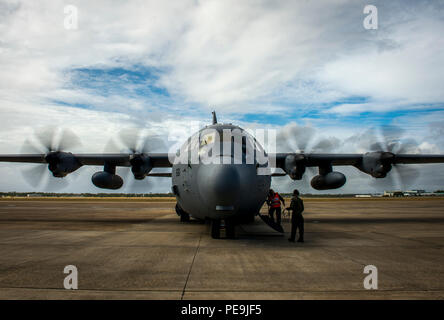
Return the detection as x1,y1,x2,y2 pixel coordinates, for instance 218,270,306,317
198,164,241,208
213,165,240,200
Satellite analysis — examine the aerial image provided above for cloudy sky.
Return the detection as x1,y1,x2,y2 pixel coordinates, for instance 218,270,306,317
0,0,443,194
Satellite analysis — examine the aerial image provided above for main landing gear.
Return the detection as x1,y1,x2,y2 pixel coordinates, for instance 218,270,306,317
175,204,190,222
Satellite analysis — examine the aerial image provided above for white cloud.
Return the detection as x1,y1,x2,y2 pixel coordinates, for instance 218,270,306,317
0,0,443,193
318,3,444,113
2,0,444,112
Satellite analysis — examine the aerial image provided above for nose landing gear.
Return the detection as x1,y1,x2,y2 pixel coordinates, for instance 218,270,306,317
210,219,236,239
225,219,236,239
211,219,221,239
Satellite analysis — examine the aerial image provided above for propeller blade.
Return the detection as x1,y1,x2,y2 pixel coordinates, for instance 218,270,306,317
369,142,384,152
392,165,419,190
35,126,57,152
291,126,316,152
370,174,397,191
394,138,418,154
380,125,405,147
106,127,166,154
278,124,316,152
127,178,152,193
22,127,81,153
21,164,71,190
140,135,165,153
43,176,69,191
366,124,421,190
378,125,419,153
21,138,46,154
104,138,122,153
310,137,341,153
121,167,153,193
119,128,140,153
21,164,47,188
20,126,81,189
58,128,82,151
301,166,316,189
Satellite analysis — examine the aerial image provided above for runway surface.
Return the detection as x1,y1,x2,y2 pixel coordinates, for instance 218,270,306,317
0,198,443,299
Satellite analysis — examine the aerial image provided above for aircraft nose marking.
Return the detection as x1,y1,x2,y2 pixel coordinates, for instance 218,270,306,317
216,205,234,211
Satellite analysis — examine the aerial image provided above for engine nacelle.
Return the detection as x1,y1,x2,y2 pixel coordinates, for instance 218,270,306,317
130,154,152,180
45,152,82,177
284,154,306,180
358,152,393,178
311,172,346,190
91,171,124,189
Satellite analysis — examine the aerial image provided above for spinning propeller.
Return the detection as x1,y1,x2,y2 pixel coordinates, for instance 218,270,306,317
278,124,340,189
20,127,82,190
105,128,165,192
366,125,420,190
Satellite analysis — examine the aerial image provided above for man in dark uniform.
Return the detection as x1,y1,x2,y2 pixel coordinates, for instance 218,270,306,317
266,189,285,226
287,189,304,243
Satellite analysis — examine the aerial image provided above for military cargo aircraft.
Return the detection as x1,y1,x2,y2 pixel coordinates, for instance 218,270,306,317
1,112,443,239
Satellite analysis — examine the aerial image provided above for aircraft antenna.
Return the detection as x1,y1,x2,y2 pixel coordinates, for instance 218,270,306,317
212,111,217,125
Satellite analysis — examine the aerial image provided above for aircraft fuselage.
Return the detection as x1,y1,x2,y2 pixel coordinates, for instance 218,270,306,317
171,124,271,221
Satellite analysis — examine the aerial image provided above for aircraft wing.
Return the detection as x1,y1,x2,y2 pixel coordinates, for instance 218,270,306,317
0,153,173,167
272,152,444,189
274,153,444,167
0,152,173,189
0,154,47,164
1,151,444,191
386,154,444,164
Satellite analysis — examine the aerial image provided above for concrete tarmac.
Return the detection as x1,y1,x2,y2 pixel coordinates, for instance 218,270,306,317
0,198,443,299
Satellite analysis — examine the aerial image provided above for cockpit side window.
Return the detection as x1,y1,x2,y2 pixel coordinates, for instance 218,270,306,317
200,131,216,148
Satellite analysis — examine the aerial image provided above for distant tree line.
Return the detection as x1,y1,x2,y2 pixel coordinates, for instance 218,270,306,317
0,192,175,197
1,191,443,198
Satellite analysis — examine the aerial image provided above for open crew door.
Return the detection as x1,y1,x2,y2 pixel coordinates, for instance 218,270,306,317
258,214,284,233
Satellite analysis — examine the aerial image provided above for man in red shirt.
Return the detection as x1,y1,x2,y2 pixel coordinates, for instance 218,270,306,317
266,189,285,226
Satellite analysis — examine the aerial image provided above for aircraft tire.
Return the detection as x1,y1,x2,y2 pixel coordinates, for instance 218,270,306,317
175,204,182,216
180,212,190,222
176,204,190,222
211,219,221,239
225,219,236,239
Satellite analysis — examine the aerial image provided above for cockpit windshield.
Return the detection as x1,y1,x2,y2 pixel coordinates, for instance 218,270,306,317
178,126,266,164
